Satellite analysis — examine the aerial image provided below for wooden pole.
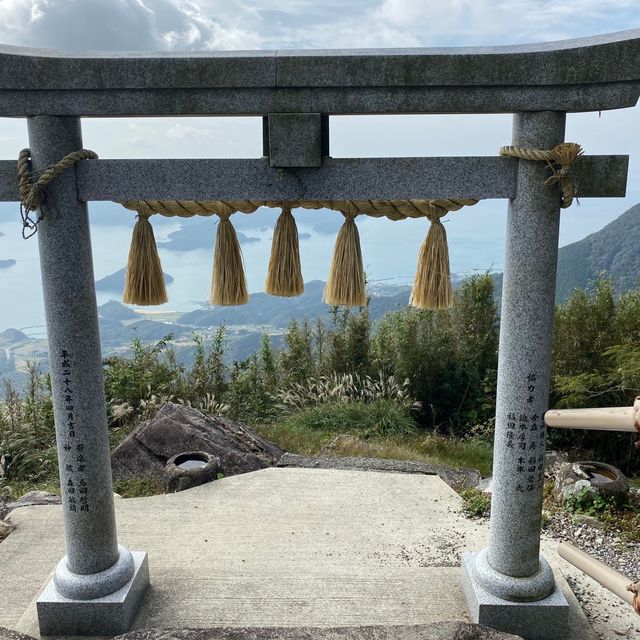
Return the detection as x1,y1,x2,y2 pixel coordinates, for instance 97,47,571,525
545,398,640,432
558,542,638,612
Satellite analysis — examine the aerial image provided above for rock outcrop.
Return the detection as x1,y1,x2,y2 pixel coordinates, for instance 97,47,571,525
111,403,284,483
5,491,61,511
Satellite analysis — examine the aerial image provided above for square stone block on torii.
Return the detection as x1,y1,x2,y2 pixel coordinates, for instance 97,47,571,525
0,28,638,640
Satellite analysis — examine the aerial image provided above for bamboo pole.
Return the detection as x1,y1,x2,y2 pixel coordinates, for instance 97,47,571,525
558,542,638,613
545,398,640,432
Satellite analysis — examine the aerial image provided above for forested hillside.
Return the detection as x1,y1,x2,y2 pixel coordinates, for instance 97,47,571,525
493,203,640,303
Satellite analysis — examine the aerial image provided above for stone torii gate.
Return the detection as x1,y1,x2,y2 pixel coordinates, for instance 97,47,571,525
0,29,636,640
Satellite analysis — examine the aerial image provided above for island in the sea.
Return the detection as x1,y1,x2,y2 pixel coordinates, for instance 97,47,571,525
96,268,174,293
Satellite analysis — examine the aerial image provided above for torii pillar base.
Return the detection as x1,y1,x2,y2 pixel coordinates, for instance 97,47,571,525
37,551,149,636
462,553,569,640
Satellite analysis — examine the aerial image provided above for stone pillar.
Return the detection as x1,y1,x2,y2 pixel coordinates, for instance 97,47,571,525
28,116,149,636
462,112,569,640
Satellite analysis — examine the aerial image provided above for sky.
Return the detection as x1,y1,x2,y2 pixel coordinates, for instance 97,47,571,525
0,0,639,332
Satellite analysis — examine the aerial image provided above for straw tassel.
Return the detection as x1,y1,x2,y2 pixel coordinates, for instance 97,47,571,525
123,211,168,306
323,204,366,307
265,205,304,297
410,212,452,310
210,210,249,306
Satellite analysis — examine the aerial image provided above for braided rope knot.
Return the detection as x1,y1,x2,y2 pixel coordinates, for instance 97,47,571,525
499,142,583,209
628,582,640,614
17,148,98,238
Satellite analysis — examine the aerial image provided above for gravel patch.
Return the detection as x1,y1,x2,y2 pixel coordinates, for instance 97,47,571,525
545,509,640,580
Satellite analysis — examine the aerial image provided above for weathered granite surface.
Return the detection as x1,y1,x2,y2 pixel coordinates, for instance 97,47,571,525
111,403,285,482
2,30,640,115
268,113,322,168
484,111,566,587
1,154,627,204
29,115,148,633
463,111,571,635
37,551,149,636
462,554,569,640
29,115,125,577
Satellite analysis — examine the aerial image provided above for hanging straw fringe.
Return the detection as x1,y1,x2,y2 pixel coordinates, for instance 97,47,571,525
210,210,249,306
324,204,366,307
410,210,452,310
123,210,168,306
265,205,304,297
118,199,478,308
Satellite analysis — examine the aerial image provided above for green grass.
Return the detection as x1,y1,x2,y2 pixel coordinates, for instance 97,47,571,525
1,475,166,500
3,399,494,500
279,399,418,437
0,478,60,500
112,475,165,498
256,401,493,476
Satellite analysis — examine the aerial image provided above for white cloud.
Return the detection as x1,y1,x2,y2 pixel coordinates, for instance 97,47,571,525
0,0,264,51
0,0,639,52
373,0,640,45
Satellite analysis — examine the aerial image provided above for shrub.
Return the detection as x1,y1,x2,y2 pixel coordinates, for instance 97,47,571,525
279,399,418,437
459,487,491,518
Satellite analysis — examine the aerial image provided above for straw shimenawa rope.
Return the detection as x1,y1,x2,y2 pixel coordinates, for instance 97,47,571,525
119,198,479,309
499,142,583,208
119,199,478,222
17,148,98,238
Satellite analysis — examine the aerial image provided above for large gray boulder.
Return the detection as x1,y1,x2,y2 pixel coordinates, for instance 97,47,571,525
111,403,285,483
6,491,61,511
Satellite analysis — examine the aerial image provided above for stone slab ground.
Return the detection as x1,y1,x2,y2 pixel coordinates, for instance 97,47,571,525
0,468,623,639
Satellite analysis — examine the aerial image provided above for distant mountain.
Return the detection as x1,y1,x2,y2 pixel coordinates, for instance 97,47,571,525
493,203,640,304
158,219,260,251
98,300,138,321
555,203,640,301
0,259,16,269
96,268,174,294
179,280,411,329
99,316,191,348
0,328,29,346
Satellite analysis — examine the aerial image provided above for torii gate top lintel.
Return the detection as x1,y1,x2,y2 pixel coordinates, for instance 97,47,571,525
1,28,640,116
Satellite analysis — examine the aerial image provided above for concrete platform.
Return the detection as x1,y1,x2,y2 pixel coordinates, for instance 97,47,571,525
0,468,594,639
